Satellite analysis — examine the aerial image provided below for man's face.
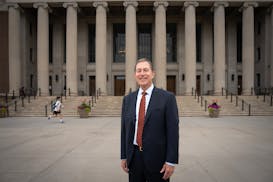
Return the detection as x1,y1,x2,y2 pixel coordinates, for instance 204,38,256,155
135,61,155,90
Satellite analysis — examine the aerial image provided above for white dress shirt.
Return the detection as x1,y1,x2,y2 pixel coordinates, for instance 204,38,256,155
133,84,154,145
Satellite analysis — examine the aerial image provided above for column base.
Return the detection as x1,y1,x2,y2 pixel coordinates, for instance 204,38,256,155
38,92,50,96
242,90,254,96
213,91,223,96
99,92,107,96
69,92,78,96
184,92,194,96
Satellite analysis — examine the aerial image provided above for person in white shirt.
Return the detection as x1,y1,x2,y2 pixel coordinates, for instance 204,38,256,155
48,96,64,123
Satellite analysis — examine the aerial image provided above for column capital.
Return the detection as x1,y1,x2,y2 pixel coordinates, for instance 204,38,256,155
184,1,199,8
239,2,258,11
93,2,108,9
63,2,78,9
123,1,138,8
6,3,19,9
213,2,229,8
153,1,168,9
33,2,48,9
243,2,258,8
211,2,228,12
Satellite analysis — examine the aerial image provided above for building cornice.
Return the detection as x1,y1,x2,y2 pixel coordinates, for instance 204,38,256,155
5,0,273,3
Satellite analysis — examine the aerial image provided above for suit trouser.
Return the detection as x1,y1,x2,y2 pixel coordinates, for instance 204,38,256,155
129,146,169,182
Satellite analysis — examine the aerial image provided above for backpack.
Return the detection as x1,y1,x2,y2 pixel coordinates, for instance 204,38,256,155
51,101,56,112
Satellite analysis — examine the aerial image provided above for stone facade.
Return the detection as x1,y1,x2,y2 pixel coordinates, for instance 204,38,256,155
0,0,273,96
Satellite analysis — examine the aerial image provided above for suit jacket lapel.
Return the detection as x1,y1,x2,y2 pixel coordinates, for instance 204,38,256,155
131,90,138,125
144,87,157,125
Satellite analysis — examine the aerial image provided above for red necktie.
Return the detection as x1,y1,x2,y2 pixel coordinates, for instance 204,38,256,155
137,92,146,148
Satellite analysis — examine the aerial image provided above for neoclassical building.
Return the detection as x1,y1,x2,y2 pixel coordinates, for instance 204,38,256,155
0,0,273,96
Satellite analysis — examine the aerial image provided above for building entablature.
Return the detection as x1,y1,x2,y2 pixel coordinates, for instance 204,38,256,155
4,0,273,8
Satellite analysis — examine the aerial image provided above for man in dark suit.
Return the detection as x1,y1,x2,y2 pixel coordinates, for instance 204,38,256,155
121,58,179,182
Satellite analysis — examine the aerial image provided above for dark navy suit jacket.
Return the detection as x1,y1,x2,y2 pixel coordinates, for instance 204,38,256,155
121,87,179,172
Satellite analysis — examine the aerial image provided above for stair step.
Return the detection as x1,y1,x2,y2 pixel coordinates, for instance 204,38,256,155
7,95,273,117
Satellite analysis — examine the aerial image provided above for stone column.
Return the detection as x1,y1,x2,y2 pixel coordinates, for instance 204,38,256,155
33,3,49,96
271,7,273,88
8,3,21,94
154,1,168,90
123,1,138,93
241,2,258,95
213,2,228,95
93,2,108,95
63,2,78,96
184,2,198,95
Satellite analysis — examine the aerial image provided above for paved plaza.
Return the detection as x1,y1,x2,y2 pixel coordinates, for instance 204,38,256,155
0,116,273,182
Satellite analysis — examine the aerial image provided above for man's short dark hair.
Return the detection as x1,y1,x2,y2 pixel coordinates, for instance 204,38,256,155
135,58,153,71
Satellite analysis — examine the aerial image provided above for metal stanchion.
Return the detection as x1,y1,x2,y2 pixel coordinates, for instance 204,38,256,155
15,100,17,112
6,105,9,117
21,97,24,107
5,92,8,103
45,105,47,117
12,90,15,99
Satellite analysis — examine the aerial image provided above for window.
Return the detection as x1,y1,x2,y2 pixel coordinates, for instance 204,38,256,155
49,24,53,64
88,24,95,63
237,23,242,63
29,23,32,36
138,24,152,61
257,47,261,61
167,23,177,62
30,74,33,89
257,21,261,35
63,24,66,64
113,24,125,62
196,23,202,63
256,73,260,87
30,48,33,63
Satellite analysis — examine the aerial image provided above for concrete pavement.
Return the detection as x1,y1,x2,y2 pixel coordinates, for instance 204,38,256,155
0,116,273,182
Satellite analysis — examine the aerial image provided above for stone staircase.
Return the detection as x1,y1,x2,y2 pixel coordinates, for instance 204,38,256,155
176,96,207,117
8,96,55,117
6,95,273,117
238,96,273,116
91,96,123,117
202,96,249,116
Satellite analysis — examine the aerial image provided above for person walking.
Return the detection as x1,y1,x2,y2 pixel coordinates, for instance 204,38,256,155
48,96,64,123
120,58,179,182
